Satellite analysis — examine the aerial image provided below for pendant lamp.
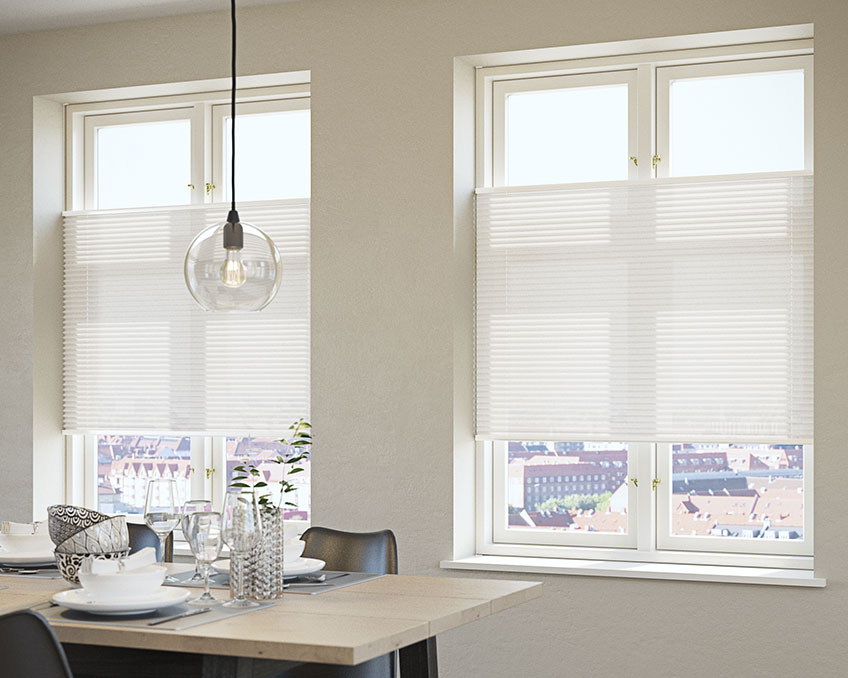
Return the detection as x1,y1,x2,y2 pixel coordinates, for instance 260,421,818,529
184,0,282,312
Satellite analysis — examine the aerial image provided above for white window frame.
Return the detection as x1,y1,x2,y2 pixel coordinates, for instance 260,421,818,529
655,444,813,556
62,85,312,530
211,96,310,204
492,441,643,549
655,54,814,178
65,83,310,211
492,69,639,186
474,39,814,570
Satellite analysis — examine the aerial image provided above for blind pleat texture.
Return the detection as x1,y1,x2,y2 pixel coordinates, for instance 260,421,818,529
63,200,310,433
475,175,813,443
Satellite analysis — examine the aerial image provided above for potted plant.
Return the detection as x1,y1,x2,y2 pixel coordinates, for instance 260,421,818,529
229,419,311,599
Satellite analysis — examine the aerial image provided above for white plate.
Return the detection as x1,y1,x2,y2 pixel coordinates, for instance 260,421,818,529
52,586,191,615
0,550,56,566
212,557,325,578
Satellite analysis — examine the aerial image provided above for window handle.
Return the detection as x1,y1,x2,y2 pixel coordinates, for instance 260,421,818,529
187,183,195,190
652,154,662,170
629,155,638,167
206,182,216,195
629,477,638,487
652,478,661,491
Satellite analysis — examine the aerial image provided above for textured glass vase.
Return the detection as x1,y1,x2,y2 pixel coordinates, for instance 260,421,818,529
239,507,285,600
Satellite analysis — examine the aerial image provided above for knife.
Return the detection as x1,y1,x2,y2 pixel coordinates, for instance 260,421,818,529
147,607,211,626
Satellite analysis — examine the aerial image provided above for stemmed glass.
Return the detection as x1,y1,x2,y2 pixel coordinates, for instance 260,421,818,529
182,500,213,581
184,512,223,606
221,487,262,608
143,479,180,563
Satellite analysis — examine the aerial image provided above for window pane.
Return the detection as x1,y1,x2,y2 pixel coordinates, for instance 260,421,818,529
223,109,310,202
97,434,192,514
670,443,805,540
226,436,310,522
668,70,805,176
507,441,629,534
505,84,629,186
96,120,192,209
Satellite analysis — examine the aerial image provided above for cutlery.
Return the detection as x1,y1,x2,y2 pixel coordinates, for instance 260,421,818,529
297,572,349,584
147,607,211,626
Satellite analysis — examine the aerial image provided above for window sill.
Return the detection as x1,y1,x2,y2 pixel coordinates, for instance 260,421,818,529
440,555,825,587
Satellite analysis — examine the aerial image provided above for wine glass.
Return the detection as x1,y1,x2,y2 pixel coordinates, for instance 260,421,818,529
182,500,213,582
143,479,180,563
184,511,223,606
221,488,262,608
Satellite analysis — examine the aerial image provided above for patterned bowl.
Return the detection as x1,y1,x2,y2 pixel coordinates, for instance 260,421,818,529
47,505,112,546
54,516,129,555
55,550,130,585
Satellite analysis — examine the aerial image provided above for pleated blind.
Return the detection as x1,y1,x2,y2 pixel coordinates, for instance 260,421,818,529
63,200,310,434
475,174,813,443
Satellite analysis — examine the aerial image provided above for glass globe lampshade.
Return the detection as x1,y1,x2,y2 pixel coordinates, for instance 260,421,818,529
184,220,282,312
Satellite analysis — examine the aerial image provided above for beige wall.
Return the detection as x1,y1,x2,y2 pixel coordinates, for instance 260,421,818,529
2,1,847,676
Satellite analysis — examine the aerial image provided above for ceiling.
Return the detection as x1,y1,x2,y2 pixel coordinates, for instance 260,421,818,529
0,0,296,36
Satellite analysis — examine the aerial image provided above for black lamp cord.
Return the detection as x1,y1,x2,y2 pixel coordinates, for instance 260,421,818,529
230,0,237,213
223,0,241,246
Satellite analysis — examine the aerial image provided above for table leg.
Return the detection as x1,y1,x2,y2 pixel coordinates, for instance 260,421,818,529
398,637,438,678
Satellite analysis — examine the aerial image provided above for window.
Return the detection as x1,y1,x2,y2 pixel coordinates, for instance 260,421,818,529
63,85,311,522
475,43,813,568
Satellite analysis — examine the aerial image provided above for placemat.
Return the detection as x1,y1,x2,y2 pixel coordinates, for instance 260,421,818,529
0,567,63,580
165,570,385,595
32,598,274,631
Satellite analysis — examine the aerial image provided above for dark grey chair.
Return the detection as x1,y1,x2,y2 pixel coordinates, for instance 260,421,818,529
284,527,400,678
127,522,173,562
0,610,74,678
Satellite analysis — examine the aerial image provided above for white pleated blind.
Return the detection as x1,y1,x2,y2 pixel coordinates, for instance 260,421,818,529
475,174,813,443
63,200,310,433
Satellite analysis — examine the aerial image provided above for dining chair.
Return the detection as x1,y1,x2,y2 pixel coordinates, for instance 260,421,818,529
0,610,74,678
127,522,173,562
284,527,404,678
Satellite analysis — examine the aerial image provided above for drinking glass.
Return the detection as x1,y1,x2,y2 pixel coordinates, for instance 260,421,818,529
182,500,213,581
221,488,262,608
143,479,180,563
184,511,223,606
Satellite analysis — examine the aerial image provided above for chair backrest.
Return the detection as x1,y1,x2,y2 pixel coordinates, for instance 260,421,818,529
0,610,73,678
301,527,398,575
127,522,173,562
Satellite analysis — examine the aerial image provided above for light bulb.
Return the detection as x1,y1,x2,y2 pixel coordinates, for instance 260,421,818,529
221,248,247,288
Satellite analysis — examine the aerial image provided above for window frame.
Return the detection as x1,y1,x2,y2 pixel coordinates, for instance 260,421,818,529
480,441,813,569
62,84,312,528
65,83,311,211
491,69,639,187
655,54,814,178
474,39,814,569
210,96,310,204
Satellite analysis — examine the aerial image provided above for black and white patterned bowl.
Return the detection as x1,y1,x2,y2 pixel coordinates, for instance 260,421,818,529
54,550,129,585
46,505,112,546
54,516,129,555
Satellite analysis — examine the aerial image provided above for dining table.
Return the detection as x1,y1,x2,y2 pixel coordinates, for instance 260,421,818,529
0,563,542,678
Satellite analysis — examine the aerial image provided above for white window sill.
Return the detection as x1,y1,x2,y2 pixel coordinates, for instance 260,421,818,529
441,555,826,587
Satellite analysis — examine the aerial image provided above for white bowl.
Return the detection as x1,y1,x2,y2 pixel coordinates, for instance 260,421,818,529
78,563,166,600
284,539,305,563
0,533,54,553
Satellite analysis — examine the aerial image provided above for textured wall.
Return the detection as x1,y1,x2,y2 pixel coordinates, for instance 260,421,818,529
1,1,847,676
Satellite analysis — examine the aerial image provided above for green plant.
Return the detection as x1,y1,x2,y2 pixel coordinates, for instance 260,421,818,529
230,418,311,511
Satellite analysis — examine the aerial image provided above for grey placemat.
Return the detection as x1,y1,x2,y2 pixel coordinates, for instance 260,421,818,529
32,598,274,631
164,570,385,595
0,567,63,580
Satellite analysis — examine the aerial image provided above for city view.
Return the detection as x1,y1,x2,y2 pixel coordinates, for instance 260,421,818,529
508,441,805,540
96,434,310,521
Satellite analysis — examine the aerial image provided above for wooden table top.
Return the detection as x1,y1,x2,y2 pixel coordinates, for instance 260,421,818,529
0,568,542,665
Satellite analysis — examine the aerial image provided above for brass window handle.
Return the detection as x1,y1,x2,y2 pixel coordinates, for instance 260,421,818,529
652,154,662,170
629,477,638,487
652,478,661,491
629,155,638,167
